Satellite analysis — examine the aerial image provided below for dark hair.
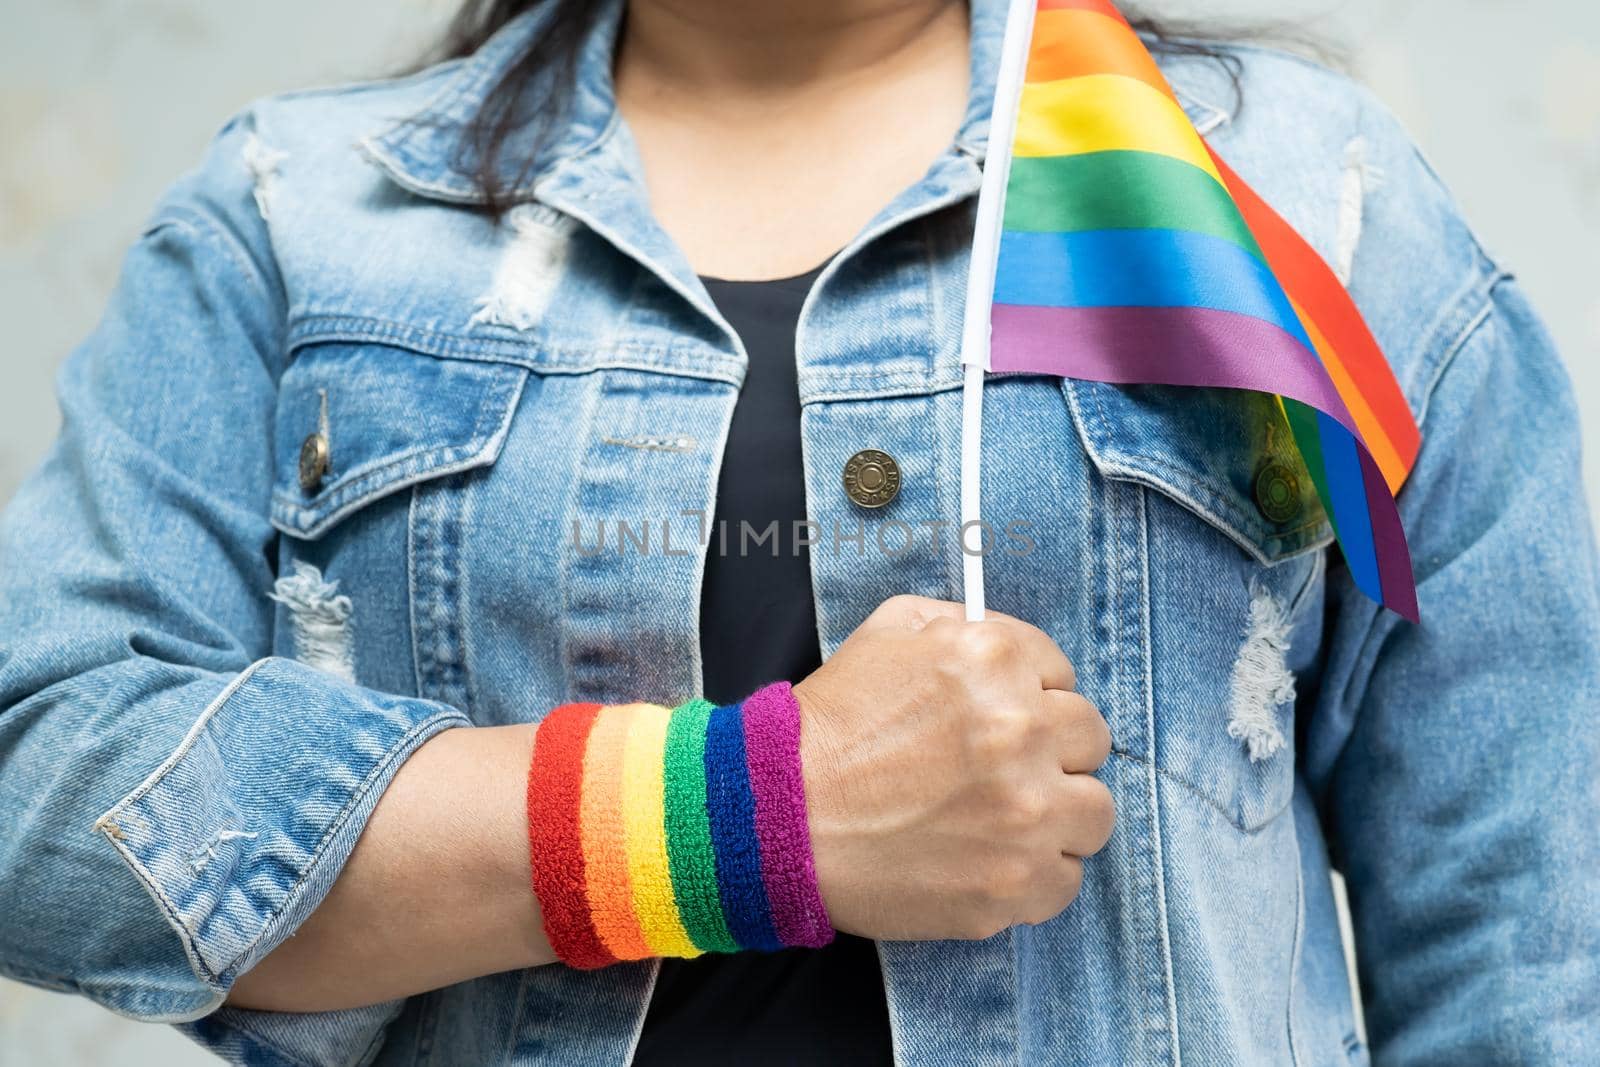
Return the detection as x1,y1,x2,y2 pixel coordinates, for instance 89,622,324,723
429,2,1255,214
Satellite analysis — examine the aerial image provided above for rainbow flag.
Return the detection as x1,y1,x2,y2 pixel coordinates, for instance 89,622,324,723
974,0,1421,620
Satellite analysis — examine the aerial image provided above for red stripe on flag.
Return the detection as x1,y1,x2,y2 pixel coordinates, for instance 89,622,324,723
1207,146,1422,478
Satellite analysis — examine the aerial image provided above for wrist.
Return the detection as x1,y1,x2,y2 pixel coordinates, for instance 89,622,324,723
525,683,834,969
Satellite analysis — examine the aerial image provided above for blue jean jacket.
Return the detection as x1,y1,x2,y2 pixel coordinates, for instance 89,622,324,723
2,1,1597,1063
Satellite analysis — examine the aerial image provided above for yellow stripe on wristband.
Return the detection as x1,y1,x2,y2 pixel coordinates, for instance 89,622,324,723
620,703,702,957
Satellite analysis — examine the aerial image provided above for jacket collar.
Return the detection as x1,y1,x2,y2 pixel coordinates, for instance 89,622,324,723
362,0,1012,204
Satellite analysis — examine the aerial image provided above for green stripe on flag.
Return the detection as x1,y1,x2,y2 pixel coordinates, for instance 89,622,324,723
1004,149,1263,261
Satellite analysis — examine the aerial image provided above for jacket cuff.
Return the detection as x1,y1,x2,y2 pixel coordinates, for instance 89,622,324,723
93,657,469,1016
179,999,405,1067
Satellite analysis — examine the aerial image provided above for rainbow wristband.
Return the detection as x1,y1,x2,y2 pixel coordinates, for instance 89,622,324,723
527,681,834,968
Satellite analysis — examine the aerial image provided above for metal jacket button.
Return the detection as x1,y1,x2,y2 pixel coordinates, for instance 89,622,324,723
299,432,330,493
843,449,901,509
1253,458,1302,524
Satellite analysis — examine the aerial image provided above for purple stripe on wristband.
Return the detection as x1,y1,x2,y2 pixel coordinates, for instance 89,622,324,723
740,681,835,949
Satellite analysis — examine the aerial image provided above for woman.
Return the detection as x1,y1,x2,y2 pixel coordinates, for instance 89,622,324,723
1,0,1595,1063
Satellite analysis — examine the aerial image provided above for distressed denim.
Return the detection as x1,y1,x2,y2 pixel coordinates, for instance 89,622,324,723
1,1,1597,1064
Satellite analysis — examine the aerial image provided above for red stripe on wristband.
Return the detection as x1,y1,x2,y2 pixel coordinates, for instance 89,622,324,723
527,702,618,969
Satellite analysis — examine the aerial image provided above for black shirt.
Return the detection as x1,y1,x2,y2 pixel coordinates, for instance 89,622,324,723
630,265,895,1065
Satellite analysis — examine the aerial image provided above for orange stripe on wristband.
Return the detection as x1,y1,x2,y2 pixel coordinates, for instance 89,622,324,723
578,704,654,960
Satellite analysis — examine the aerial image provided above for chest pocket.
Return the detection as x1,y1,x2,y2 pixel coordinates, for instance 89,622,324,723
268,340,530,701
1064,378,1331,832
271,343,528,539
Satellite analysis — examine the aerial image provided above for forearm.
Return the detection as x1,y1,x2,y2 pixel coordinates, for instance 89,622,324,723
227,724,557,1012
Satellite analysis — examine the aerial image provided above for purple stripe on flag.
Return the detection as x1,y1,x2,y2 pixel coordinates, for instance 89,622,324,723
1359,445,1420,622
990,303,1361,441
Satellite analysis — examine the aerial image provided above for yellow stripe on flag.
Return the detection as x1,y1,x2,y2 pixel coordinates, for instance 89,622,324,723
1015,73,1223,189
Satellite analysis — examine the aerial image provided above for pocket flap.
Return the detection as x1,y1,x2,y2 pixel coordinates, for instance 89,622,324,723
1062,378,1333,564
271,343,528,539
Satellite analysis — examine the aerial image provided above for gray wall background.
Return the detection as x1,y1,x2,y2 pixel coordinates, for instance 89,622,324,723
2,1,1596,1063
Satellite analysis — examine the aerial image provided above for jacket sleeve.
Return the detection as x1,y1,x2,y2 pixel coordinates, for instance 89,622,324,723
1307,274,1600,1064
0,114,469,1063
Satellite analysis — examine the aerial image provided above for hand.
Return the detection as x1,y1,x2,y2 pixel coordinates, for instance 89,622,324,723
793,595,1114,941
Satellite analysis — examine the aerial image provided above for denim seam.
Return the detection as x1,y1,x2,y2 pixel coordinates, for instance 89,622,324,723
620,960,663,1065
800,372,965,404
216,709,469,981
558,373,608,700
98,667,469,992
207,1016,323,1067
353,1004,401,1067
1403,270,1501,422
1321,292,1502,792
407,485,426,703
274,439,484,533
273,368,526,538
410,988,445,1064
354,65,495,204
1107,751,1290,837
1137,487,1183,1067
1095,385,1331,546
93,662,269,992
684,382,735,696
1286,797,1307,1067
144,209,279,314
1006,925,1023,1063
1075,379,1257,561
875,942,908,1065
0,961,76,993
1414,296,1497,431
531,162,737,344
931,384,962,603
1135,449,1332,553
1070,380,1334,564
410,477,470,709
1285,549,1328,621
289,315,746,386
499,962,537,1064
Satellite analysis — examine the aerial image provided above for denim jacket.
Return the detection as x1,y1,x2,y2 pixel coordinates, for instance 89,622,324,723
2,1,1597,1064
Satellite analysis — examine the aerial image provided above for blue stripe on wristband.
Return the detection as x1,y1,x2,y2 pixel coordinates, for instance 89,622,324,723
702,699,783,951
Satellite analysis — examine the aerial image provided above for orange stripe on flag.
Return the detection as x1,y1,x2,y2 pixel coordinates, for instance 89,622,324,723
1291,298,1410,492
1026,8,1175,100
1037,0,1130,25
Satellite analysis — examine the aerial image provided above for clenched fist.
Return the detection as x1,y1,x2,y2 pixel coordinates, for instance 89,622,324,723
793,595,1114,941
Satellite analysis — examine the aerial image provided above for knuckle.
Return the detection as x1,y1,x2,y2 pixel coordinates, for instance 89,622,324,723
876,593,915,619
962,624,1015,668
967,709,1032,764
1059,653,1079,692
924,616,965,654
1065,696,1113,767
1067,777,1117,854
986,856,1034,904
1003,789,1048,830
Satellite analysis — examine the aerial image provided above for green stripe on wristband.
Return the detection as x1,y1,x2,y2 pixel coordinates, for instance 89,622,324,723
662,698,740,952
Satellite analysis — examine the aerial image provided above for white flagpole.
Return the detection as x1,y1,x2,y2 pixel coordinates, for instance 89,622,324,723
959,0,1036,622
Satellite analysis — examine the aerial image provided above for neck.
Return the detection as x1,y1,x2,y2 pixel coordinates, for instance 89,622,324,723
617,0,968,101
